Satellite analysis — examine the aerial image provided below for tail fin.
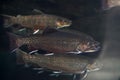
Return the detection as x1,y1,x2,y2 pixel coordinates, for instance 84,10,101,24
15,49,26,65
0,14,13,18
0,14,14,28
7,32,21,51
15,49,32,67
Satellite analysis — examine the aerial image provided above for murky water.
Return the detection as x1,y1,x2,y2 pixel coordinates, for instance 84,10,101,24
1,0,120,80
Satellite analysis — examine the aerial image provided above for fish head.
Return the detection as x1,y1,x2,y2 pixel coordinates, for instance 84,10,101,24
87,62,103,72
77,40,100,53
56,17,72,28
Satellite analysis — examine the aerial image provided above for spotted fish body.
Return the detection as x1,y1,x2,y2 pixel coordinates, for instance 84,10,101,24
8,29,100,54
3,14,72,30
15,49,94,74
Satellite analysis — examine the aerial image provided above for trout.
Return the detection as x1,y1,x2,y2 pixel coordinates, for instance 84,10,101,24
15,49,95,74
8,29,100,54
2,14,72,33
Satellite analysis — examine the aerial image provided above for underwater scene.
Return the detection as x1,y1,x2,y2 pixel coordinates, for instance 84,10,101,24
0,0,120,80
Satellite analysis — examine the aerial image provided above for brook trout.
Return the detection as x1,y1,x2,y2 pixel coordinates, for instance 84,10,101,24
8,29,100,54
15,49,95,74
2,14,72,33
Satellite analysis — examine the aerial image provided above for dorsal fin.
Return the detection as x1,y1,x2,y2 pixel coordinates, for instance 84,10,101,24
16,15,21,17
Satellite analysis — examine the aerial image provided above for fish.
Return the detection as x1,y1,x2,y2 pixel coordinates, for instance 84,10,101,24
15,49,96,74
102,0,120,10
2,13,72,34
7,28,100,54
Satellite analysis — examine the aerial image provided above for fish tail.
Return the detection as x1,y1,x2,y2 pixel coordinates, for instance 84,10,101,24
0,14,13,18
15,49,25,65
7,32,21,51
0,14,14,28
15,49,31,66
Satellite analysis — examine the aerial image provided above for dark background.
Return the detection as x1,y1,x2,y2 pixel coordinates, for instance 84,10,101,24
0,0,120,80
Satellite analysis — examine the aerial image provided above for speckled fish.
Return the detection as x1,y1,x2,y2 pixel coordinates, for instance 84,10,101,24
15,49,96,74
8,28,100,54
2,13,72,34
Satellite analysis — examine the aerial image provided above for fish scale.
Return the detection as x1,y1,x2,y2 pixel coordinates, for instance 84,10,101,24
3,14,72,30
8,29,100,54
16,49,94,74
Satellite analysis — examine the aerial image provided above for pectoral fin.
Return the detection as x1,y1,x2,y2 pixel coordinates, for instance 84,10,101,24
49,71,62,77
33,29,40,34
73,70,88,80
33,25,44,34
44,53,54,56
18,28,26,31
29,50,39,54
33,67,44,74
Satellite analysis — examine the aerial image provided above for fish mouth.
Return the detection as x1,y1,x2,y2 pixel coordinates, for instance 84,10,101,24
84,41,101,53
59,24,71,27
84,46,101,53
84,49,98,53
56,20,72,28
58,21,72,28
57,25,70,29
77,42,101,53
87,62,103,72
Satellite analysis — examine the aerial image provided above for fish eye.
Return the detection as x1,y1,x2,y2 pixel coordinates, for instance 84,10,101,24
57,18,69,22
62,20,68,24
57,19,67,24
